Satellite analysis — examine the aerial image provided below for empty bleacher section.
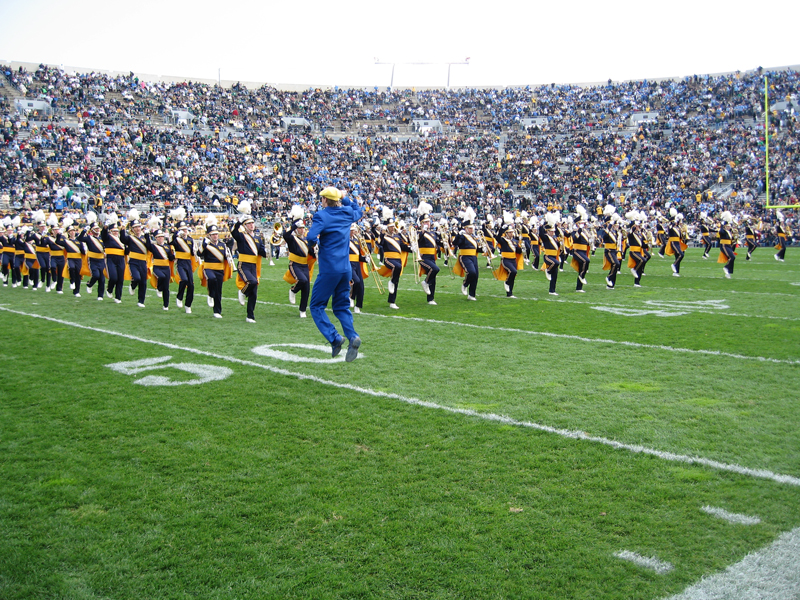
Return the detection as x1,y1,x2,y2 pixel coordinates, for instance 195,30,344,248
1,61,798,234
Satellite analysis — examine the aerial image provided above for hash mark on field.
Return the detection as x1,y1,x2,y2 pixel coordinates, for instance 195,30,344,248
3,306,800,489
700,506,761,525
614,550,674,574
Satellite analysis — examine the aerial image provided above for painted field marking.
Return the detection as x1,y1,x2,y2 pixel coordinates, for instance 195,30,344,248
591,306,687,317
700,506,761,525
664,527,800,600
106,356,233,386
252,343,363,363
2,305,799,488
614,550,674,574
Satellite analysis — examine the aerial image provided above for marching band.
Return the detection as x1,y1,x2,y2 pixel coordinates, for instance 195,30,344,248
0,200,794,320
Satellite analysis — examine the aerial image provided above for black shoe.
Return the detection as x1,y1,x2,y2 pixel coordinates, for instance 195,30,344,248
346,336,361,362
331,336,344,358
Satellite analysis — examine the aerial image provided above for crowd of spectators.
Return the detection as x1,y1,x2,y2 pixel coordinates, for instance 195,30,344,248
1,63,797,235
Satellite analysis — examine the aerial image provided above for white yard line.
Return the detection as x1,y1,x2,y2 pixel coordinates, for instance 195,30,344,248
664,527,800,600
614,550,674,574
2,305,799,488
700,506,761,526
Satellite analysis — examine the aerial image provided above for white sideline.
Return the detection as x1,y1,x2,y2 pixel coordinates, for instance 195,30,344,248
663,527,800,600
2,305,799,488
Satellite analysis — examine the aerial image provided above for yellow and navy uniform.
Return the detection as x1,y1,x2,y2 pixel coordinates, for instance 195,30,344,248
700,223,714,258
453,228,480,298
379,230,410,305
627,229,649,286
59,234,84,296
232,221,267,320
101,226,127,300
664,223,685,274
1,231,15,285
31,229,51,287
349,235,368,310
200,237,230,315
77,228,106,298
47,233,67,293
146,234,175,308
494,232,522,296
718,225,736,275
120,228,150,304
539,226,560,294
744,224,757,259
570,226,591,291
172,233,197,308
601,226,620,287
775,224,788,261
283,223,312,314
656,222,667,256
417,228,440,302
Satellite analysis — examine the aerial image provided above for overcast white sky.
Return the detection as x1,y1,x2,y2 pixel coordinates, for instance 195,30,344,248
1,0,797,88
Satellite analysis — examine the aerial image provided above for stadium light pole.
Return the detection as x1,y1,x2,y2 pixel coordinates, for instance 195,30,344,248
375,58,470,89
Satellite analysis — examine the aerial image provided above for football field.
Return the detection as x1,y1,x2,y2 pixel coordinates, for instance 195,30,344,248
1,248,799,599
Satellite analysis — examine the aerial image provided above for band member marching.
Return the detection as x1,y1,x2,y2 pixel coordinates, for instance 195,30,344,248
700,213,714,259
416,201,440,305
60,223,84,297
171,221,197,314
269,222,283,265
32,218,51,290
540,212,561,295
119,212,150,308
378,208,410,309
775,211,788,262
453,207,480,301
665,207,686,276
283,207,314,319
601,206,621,289
199,221,232,319
349,224,368,313
626,212,649,287
230,203,267,323
571,206,591,293
1,223,16,286
77,220,106,300
718,212,736,279
101,217,126,303
743,217,758,260
146,228,175,310
47,222,67,294
493,213,523,298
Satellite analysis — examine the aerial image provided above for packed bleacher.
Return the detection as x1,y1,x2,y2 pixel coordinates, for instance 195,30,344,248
1,62,797,236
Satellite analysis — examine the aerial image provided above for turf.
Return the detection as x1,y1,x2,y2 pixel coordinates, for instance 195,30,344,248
1,248,798,599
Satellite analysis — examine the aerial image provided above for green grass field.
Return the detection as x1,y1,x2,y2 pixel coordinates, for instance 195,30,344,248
1,248,799,599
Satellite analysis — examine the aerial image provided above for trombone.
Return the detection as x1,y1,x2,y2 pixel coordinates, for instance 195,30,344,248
356,231,384,294
407,224,423,284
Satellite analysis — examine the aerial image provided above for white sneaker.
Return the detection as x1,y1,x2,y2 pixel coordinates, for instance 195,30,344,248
299,311,307,318
269,260,275,266
156,290,162,298
74,293,81,297
723,268,731,279
176,299,183,308
508,295,517,298
207,295,214,307
504,282,510,293
630,268,637,277
45,285,51,292
185,307,192,314
129,284,134,295
422,281,431,295
246,318,256,323
289,289,296,305
428,300,437,305
114,299,121,304
672,272,680,277
106,290,112,298
545,272,551,281
774,254,780,261
467,296,476,301
31,285,37,291
549,292,559,296
579,276,586,285
354,307,361,313
163,306,169,311
461,284,468,296
575,289,585,293
70,282,75,290
238,290,246,306
37,281,43,289
350,298,354,308
389,303,399,309
97,296,103,301
57,290,63,294
213,313,222,318
388,281,395,294
137,302,145,308
671,264,677,274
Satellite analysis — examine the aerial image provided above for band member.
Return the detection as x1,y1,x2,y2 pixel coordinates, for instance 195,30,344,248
453,211,480,301
529,218,541,270
718,214,736,278
1,224,16,286
13,227,25,287
47,224,67,294
700,216,714,259
78,223,106,300
571,209,591,292
146,230,175,310
494,222,522,298
283,217,312,318
519,214,532,264
306,186,364,362
417,214,440,305
540,214,561,295
379,214,410,309
120,220,150,308
200,225,231,318
481,217,496,268
172,222,197,314
101,222,126,303
60,225,84,297
22,226,42,290
656,219,668,258
743,218,758,260
230,215,266,323
601,219,621,289
664,211,685,276
349,224,367,313
775,213,788,262
32,220,51,290
557,221,570,272
627,220,649,287
269,222,283,265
